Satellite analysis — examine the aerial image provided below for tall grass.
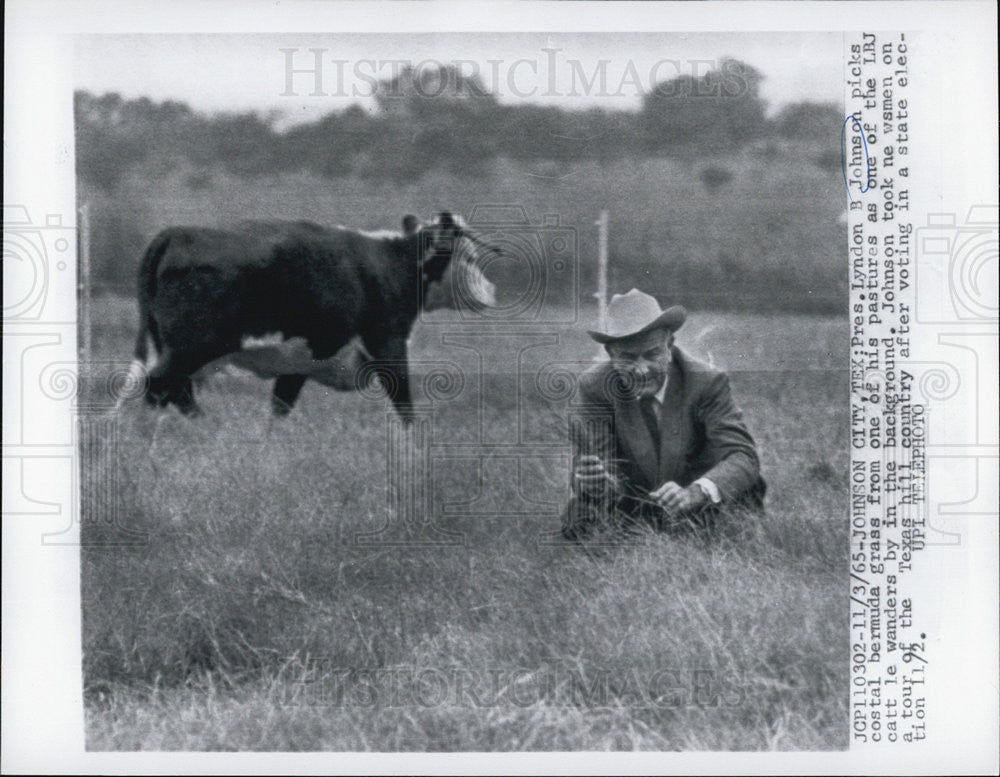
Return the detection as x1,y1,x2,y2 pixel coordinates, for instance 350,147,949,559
81,297,847,750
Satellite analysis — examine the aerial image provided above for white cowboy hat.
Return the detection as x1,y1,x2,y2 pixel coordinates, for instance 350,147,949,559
586,289,686,344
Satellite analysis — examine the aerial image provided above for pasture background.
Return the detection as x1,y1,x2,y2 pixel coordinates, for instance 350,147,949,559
76,79,846,315
81,146,844,315
81,297,848,750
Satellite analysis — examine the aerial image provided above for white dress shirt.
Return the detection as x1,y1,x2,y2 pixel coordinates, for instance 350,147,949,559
647,375,722,504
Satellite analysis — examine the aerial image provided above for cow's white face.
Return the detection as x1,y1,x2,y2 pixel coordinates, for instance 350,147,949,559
421,216,497,313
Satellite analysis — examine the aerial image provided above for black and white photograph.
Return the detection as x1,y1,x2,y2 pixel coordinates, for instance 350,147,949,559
3,1,997,772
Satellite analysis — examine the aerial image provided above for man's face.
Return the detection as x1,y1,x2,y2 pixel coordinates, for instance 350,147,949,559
605,328,673,399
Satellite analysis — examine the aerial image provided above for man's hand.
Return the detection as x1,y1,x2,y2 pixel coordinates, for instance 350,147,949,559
573,455,614,496
649,481,707,516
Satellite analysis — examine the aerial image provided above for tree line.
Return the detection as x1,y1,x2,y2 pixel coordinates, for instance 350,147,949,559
76,60,842,190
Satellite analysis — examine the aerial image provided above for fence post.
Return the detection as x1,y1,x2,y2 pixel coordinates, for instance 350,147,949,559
594,209,609,332
78,201,92,367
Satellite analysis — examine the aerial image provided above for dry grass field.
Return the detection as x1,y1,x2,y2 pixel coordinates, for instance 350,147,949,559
81,295,848,750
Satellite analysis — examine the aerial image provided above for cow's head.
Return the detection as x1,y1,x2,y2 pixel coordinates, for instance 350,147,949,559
410,212,497,312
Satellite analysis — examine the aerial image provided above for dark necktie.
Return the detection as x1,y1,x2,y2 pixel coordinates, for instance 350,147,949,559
640,396,661,453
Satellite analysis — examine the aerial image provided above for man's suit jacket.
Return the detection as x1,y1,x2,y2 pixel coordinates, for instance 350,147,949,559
571,346,765,509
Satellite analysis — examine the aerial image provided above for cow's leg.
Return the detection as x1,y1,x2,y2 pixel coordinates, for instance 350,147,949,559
171,376,200,417
146,348,179,408
148,359,200,416
271,374,307,416
362,335,413,422
146,346,221,417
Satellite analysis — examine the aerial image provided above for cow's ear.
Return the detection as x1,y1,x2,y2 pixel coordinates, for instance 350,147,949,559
402,214,420,234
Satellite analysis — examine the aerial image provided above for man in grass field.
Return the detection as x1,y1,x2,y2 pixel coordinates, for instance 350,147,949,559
562,289,766,541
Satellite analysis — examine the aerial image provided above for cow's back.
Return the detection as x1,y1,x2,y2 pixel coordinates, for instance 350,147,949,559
148,220,413,356
242,220,419,338
237,220,404,336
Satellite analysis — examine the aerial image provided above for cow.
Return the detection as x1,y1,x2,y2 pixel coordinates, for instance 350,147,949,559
128,212,497,420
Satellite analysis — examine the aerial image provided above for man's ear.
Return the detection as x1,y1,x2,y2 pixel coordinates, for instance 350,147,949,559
402,214,420,234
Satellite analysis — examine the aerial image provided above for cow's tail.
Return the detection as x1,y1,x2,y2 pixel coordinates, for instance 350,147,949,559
120,231,171,409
